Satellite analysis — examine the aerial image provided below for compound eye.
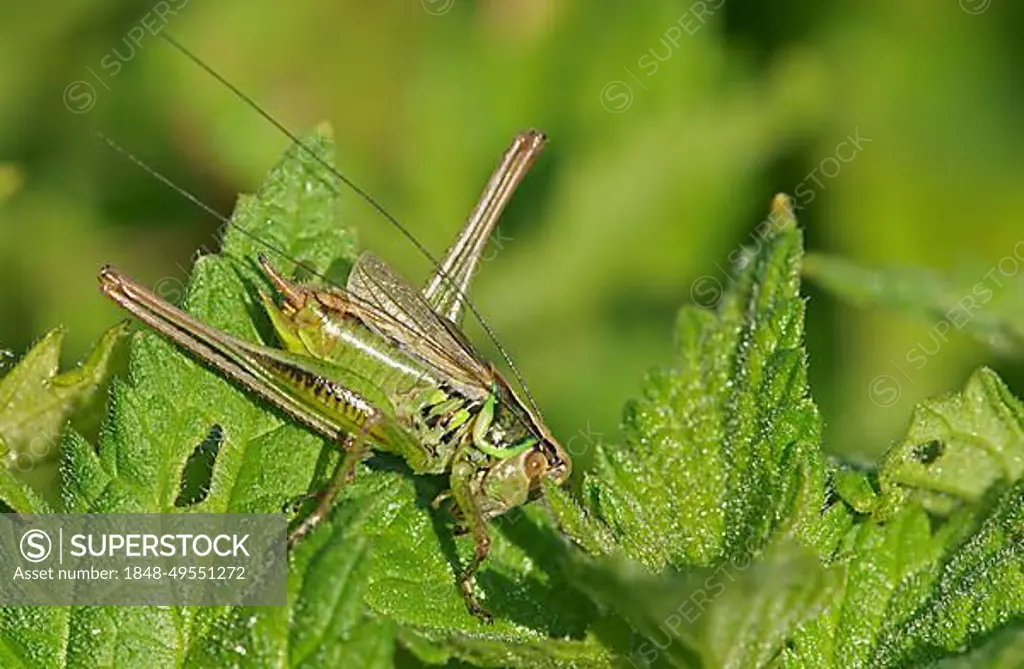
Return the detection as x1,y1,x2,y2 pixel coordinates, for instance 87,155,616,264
524,449,548,479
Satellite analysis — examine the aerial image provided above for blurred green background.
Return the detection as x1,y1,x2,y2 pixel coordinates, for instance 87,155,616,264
1,0,1022,465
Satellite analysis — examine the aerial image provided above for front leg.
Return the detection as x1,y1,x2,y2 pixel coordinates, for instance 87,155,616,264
449,458,493,623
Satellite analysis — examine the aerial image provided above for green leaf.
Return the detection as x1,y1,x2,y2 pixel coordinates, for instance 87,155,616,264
933,626,1024,669
781,369,1024,668
691,544,838,669
541,196,844,667
0,323,125,512
875,367,1024,517
0,325,125,467
783,482,1024,668
569,195,825,568
545,203,1024,668
557,537,838,669
831,466,878,515
804,252,1024,356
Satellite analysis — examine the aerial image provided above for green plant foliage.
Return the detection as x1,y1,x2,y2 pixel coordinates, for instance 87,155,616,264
0,164,19,203
934,627,1024,669
0,323,124,512
555,538,838,669
783,481,1023,667
0,131,1021,668
804,253,1024,357
566,196,825,568
875,367,1024,517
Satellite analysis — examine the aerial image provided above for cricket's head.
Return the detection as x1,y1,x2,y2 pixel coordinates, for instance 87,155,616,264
527,426,572,490
477,436,571,522
477,377,571,520
492,373,571,485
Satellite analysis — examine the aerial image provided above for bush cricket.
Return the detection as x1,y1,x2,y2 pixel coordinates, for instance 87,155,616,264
98,128,570,622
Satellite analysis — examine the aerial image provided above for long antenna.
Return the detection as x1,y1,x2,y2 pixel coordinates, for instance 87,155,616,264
136,33,542,415
95,129,327,288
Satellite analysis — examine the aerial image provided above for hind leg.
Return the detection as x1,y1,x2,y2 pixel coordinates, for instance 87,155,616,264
287,423,374,547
